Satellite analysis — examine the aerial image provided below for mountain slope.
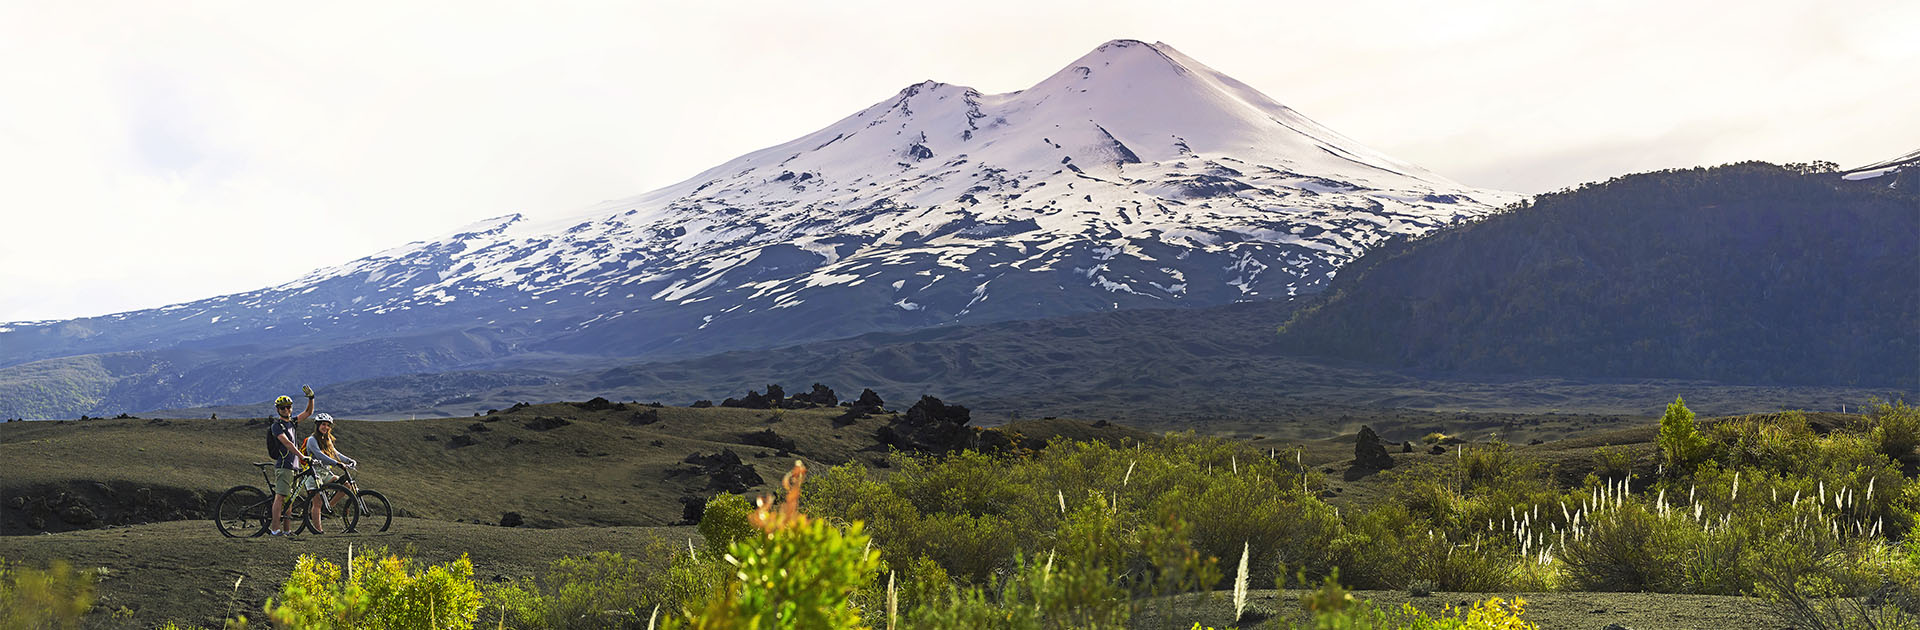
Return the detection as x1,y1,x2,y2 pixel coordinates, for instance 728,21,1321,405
1275,162,1920,387
1844,148,1920,189
1,40,1514,418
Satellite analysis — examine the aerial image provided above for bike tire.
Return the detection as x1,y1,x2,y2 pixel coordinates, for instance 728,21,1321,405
214,485,270,538
296,483,361,535
349,490,392,533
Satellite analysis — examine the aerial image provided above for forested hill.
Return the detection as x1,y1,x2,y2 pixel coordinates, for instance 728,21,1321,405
1278,162,1920,388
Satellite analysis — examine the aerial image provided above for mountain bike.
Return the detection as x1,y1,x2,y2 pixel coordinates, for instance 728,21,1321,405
213,462,361,537
330,466,392,533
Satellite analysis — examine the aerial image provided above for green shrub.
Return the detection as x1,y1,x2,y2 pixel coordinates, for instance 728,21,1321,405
665,462,881,630
699,494,756,556
0,559,95,630
811,457,1026,585
906,553,1130,630
489,551,668,630
1706,411,1816,472
1658,396,1709,474
1287,571,1538,629
808,434,1326,592
1328,506,1417,590
1749,527,1920,629
891,555,954,622
1460,441,1526,488
1147,472,1329,589
265,548,482,630
1591,445,1636,480
1559,503,1700,592
1868,399,1920,465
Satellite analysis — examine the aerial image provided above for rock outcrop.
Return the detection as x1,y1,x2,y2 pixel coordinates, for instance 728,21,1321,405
1353,425,1395,470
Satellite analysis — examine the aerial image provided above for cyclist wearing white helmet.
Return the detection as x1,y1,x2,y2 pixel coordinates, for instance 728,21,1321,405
305,414,358,476
303,413,360,530
266,385,316,536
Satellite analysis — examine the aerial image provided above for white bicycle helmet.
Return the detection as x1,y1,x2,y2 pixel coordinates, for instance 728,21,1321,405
313,413,334,424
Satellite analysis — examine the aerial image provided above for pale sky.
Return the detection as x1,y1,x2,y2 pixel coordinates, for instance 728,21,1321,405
2,0,1915,323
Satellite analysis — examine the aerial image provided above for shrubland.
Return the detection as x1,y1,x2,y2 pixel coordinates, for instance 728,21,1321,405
23,399,1920,628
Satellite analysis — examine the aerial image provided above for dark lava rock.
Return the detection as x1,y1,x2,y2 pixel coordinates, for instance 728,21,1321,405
690,400,713,408
60,505,97,525
629,409,661,426
574,397,616,411
906,395,970,426
1354,425,1395,470
500,512,524,527
1430,445,1448,455
423,434,439,442
720,390,771,409
468,423,491,433
674,450,764,493
878,396,1007,455
855,388,885,412
790,383,839,408
449,434,478,448
740,428,797,453
834,387,890,425
678,496,705,525
524,416,570,431
1401,441,1415,453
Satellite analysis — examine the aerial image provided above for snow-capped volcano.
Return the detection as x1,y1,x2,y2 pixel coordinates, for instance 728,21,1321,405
287,40,1513,325
0,40,1518,417
1843,148,1920,188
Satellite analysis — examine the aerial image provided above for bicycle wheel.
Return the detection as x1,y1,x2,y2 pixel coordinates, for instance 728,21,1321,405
349,490,391,533
296,483,360,535
214,485,270,538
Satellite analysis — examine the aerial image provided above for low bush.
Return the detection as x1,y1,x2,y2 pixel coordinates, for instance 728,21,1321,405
1559,502,1700,591
1659,396,1710,474
1287,571,1538,630
664,462,881,630
1591,445,1635,480
0,559,95,630
698,493,756,556
265,548,483,630
1868,399,1920,465
906,553,1130,630
490,551,663,629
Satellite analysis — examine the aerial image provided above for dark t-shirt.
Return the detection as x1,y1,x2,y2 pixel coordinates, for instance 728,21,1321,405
267,419,299,469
